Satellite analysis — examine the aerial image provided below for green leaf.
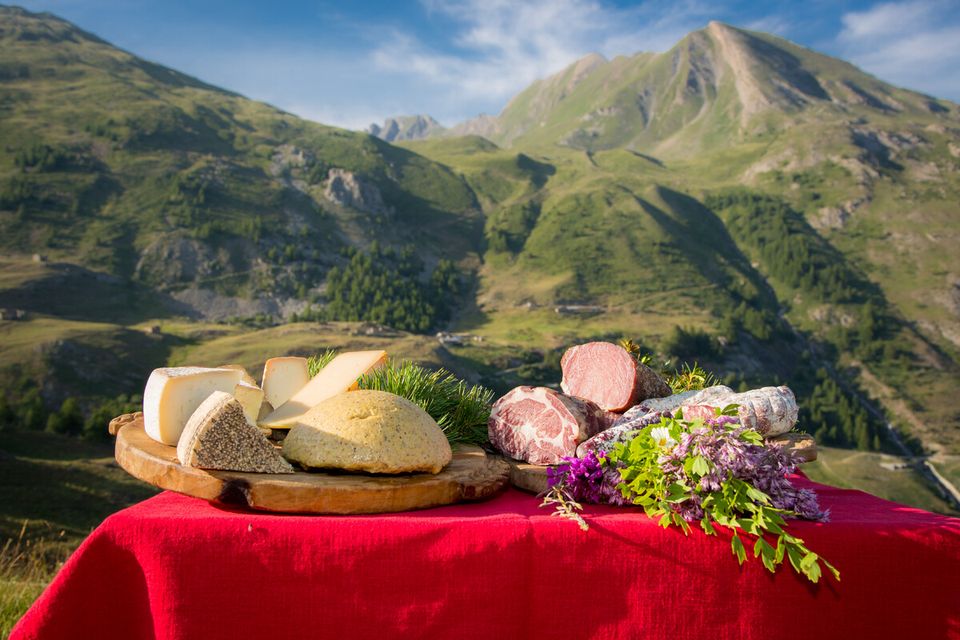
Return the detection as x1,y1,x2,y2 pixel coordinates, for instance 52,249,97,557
786,545,803,573
691,455,710,476
803,559,822,583
823,559,841,582
701,517,716,536
731,534,746,565
719,403,740,416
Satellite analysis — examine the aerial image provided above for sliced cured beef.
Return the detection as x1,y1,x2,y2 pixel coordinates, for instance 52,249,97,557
560,342,671,412
678,386,799,436
488,386,617,465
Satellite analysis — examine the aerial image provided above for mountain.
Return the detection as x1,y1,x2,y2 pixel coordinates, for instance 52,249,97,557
401,22,960,475
1,8,959,506
368,115,446,142
0,5,481,323
452,22,953,154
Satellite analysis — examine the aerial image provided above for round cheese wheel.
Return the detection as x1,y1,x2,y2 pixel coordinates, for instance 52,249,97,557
281,390,452,474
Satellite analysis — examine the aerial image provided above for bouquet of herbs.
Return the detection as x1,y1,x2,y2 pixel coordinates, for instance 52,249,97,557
543,406,839,583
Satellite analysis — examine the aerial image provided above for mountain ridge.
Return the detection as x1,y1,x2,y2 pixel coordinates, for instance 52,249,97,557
1,6,959,500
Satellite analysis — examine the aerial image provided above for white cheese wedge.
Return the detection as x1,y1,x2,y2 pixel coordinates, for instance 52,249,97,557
218,364,257,386
143,367,244,445
233,381,264,426
260,357,310,409
258,350,387,429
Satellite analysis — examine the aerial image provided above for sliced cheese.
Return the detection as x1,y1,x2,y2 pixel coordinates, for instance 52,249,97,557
177,391,293,474
143,367,244,445
261,357,310,409
258,350,387,429
233,381,264,426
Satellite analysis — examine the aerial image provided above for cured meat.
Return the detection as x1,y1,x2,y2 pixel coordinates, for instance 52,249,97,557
488,386,616,465
576,410,668,457
576,384,798,457
560,342,670,412
626,386,732,417
679,386,799,436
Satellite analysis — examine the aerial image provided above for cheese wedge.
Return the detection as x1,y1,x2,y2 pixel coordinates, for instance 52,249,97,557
177,391,293,474
258,350,387,429
143,367,244,445
218,364,257,386
233,381,264,426
261,357,310,409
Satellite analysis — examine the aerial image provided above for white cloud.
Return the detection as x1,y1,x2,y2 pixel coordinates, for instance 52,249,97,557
369,0,714,120
836,0,960,101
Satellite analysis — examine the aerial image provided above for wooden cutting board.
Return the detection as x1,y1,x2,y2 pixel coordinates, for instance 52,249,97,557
504,432,819,495
113,414,510,514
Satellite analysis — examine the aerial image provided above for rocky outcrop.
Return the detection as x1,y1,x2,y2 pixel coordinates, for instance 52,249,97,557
134,233,224,287
168,287,308,322
323,169,393,217
367,115,445,142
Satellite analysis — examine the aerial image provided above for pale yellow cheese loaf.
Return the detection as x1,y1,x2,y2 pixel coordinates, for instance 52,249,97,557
281,390,452,474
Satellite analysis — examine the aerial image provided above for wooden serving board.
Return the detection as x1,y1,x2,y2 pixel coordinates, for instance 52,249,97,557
113,414,510,514
504,432,819,495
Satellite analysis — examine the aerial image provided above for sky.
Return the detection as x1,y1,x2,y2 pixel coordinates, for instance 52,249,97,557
12,0,960,130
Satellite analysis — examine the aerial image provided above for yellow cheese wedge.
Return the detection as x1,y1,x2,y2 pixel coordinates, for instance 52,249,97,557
233,381,264,426
258,350,387,429
260,356,310,409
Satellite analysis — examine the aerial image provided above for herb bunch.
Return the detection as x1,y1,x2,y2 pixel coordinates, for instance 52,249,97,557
308,351,494,446
544,408,839,583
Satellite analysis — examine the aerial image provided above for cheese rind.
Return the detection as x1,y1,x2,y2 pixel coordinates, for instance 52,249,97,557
143,367,243,445
218,364,257,386
177,391,293,474
260,357,310,409
233,381,264,426
259,350,387,429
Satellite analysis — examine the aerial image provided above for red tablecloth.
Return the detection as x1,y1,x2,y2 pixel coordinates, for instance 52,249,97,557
11,478,960,640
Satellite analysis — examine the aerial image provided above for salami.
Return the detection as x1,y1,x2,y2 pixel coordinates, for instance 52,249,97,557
679,386,799,436
575,384,799,456
560,342,671,412
488,386,617,465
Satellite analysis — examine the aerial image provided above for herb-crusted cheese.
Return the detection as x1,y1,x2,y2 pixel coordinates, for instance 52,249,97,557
177,391,293,474
259,350,387,429
143,367,244,445
281,390,452,474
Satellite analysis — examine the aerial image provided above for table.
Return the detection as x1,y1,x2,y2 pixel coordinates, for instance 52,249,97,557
12,478,960,640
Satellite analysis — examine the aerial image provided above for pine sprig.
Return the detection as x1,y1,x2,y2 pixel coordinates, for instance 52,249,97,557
359,361,493,445
306,350,338,377
307,351,494,446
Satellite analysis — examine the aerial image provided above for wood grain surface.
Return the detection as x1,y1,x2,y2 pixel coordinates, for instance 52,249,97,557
504,431,819,495
113,414,510,514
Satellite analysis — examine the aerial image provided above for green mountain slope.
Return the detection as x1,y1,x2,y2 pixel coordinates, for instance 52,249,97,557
0,8,958,507
0,6,482,318
404,23,960,472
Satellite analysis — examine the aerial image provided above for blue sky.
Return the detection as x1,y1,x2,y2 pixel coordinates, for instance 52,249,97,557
14,0,960,129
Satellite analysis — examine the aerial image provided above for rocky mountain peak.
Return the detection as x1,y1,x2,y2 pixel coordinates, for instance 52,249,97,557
367,115,446,142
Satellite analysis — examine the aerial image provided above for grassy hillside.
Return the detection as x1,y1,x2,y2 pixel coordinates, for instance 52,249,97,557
0,6,482,311
0,4,958,553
